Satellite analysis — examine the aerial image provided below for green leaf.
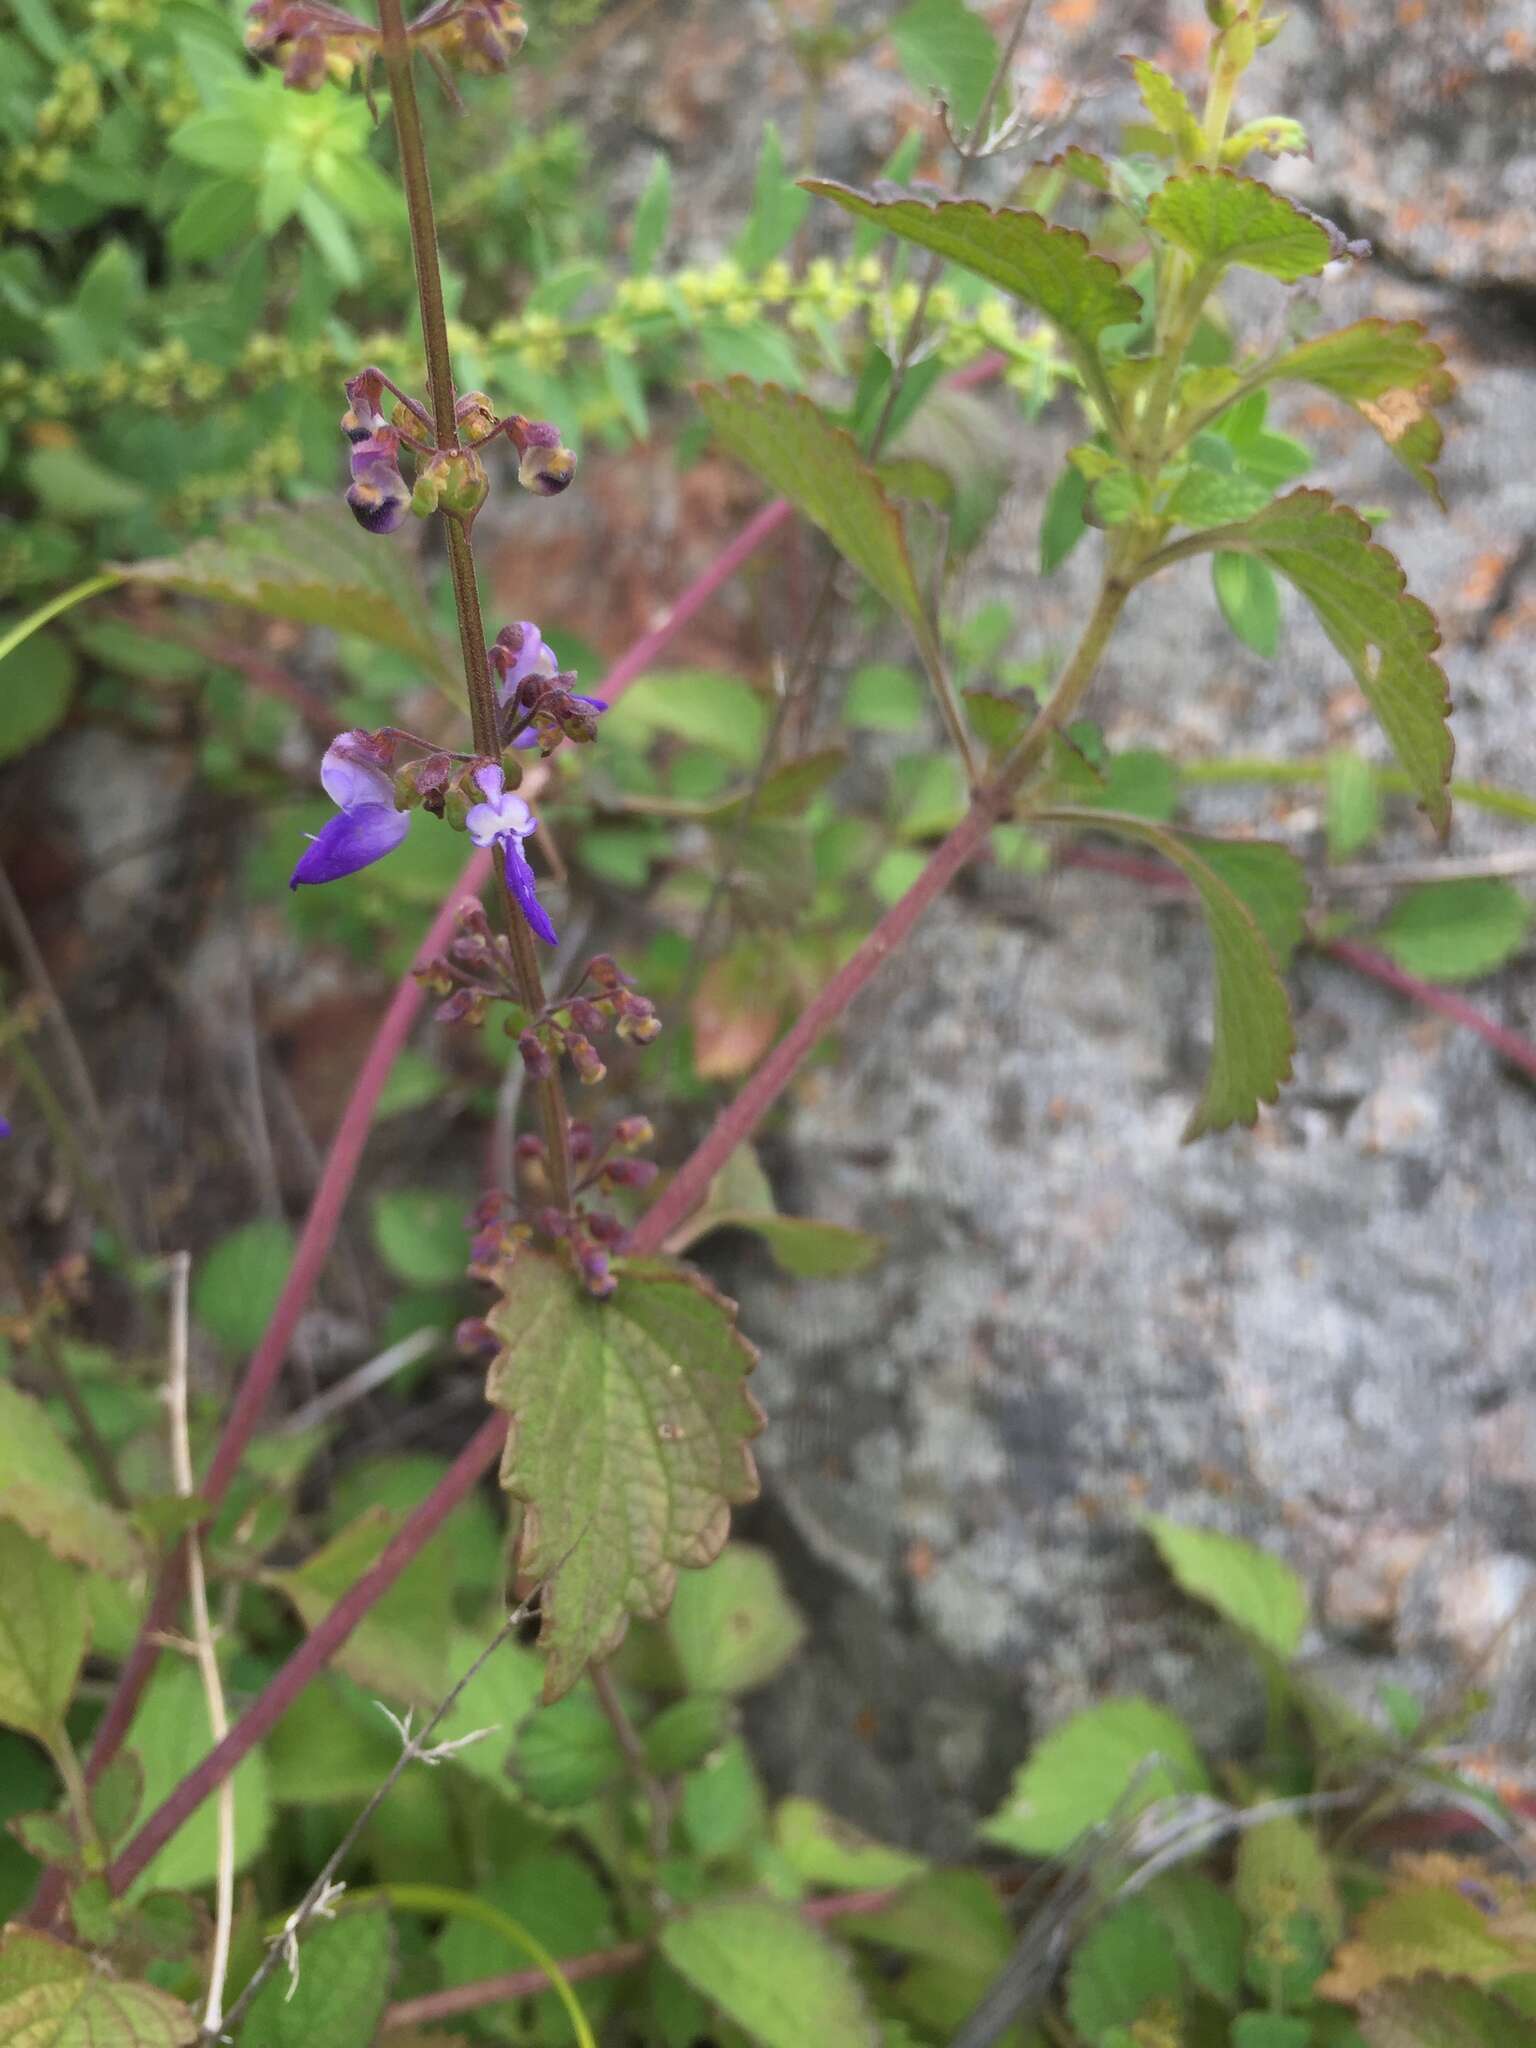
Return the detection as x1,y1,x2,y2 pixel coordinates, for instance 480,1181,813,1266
775,1798,927,1890
429,1627,545,1797
1144,1514,1309,1656
1147,1869,1246,2006
735,123,809,272
696,381,934,656
603,669,768,765
723,1214,885,1278
0,1523,85,1742
1356,1981,1536,2047
680,1735,766,1862
0,1381,141,1576
631,151,672,273
267,1674,402,1805
1232,2018,1313,2048
485,1253,763,1700
1043,812,1298,1137
661,1897,881,2048
26,444,146,521
1130,58,1204,158
1376,879,1530,984
374,1048,449,1120
980,1696,1208,1856
266,1506,451,1704
803,183,1142,360
644,1695,733,1777
1225,490,1455,828
122,503,456,689
1146,169,1334,280
0,627,76,762
242,1906,393,2048
170,177,259,262
1067,1898,1184,2044
0,1928,196,2047
192,1219,294,1354
1234,1815,1342,1942
889,0,1000,131
1325,1887,1521,1994
434,1853,616,2045
370,1188,470,1288
513,1690,625,1809
89,1751,143,1853
665,1542,807,1696
1326,749,1381,860
124,1661,271,1897
1269,319,1454,507
1213,551,1281,658
1041,461,1089,573
1166,467,1275,529
844,663,925,731
168,110,266,174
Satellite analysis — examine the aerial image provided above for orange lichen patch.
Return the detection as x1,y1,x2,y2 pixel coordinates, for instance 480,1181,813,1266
1032,72,1072,118
1459,552,1512,609
1393,202,1427,235
1492,595,1536,645
1299,397,1352,436
1397,0,1426,23
1168,19,1208,72
1506,30,1535,63
1048,0,1098,30
904,1539,937,1583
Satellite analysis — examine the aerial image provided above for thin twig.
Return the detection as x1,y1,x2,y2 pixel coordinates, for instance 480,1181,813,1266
590,1664,670,1868
1321,847,1536,891
166,1251,235,2040
206,1606,528,2044
277,1326,441,1438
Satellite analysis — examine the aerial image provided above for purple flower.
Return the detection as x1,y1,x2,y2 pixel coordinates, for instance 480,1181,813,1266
347,430,411,535
490,623,607,750
0,1116,10,1139
290,733,410,889
464,764,557,944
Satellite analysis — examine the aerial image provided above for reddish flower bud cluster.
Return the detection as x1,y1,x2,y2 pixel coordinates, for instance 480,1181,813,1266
493,1111,659,1296
513,954,662,1088
245,0,526,94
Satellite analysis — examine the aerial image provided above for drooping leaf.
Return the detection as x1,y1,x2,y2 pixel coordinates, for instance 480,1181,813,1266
513,1690,625,1809
664,1542,807,1696
1355,1979,1536,2047
1130,57,1204,159
0,1928,196,2047
695,381,935,659
121,503,456,687
0,1382,141,1576
1213,551,1280,658
889,0,1000,131
1376,879,1530,984
1146,169,1334,281
1067,1897,1184,2043
981,1696,1209,1856
1216,490,1454,830
1041,811,1299,1137
1144,1514,1309,1656
801,184,1142,359
0,1522,86,1743
265,1506,452,1704
191,1219,294,1355
485,1253,763,1700
661,1896,881,2048
0,628,77,763
1268,319,1454,507
775,1798,927,1890
241,1906,393,2048
1319,1888,1523,2000
123,1660,272,1898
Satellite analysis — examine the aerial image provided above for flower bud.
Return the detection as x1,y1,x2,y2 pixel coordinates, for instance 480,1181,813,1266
577,1244,615,1297
455,391,499,444
566,1033,606,1086
613,1115,654,1149
347,449,411,534
603,1157,658,1190
568,998,607,1039
587,1210,625,1244
567,1121,596,1164
513,1132,546,1164
1256,10,1286,44
536,1206,570,1240
455,1317,499,1361
518,440,577,497
518,1030,553,1079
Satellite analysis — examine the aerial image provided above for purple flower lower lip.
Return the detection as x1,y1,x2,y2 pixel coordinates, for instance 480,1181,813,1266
505,837,558,945
290,802,410,888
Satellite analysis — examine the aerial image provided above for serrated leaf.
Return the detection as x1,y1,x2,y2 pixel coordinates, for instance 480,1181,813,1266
1356,1980,1536,2047
775,1798,927,1890
1235,1816,1342,1942
1376,879,1530,984
486,1254,762,1700
1213,551,1281,658
1042,811,1298,1137
0,1928,196,2047
802,184,1142,358
664,1542,807,1696
1320,1888,1522,2001
1067,1897,1184,2043
1147,169,1333,280
696,381,934,656
121,503,455,688
1129,57,1203,159
661,1896,881,2048
889,0,999,131
1218,490,1453,830
266,1507,451,1704
242,1906,393,2048
1144,1515,1309,1655
0,1382,141,1576
1166,467,1274,528
0,1523,86,1743
1269,319,1454,507
513,1690,625,1808
980,1696,1209,1856
1147,1869,1246,2006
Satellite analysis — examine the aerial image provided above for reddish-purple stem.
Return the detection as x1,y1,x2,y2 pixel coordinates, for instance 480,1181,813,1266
1321,936,1536,1080
106,1413,507,1896
382,1885,902,2029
